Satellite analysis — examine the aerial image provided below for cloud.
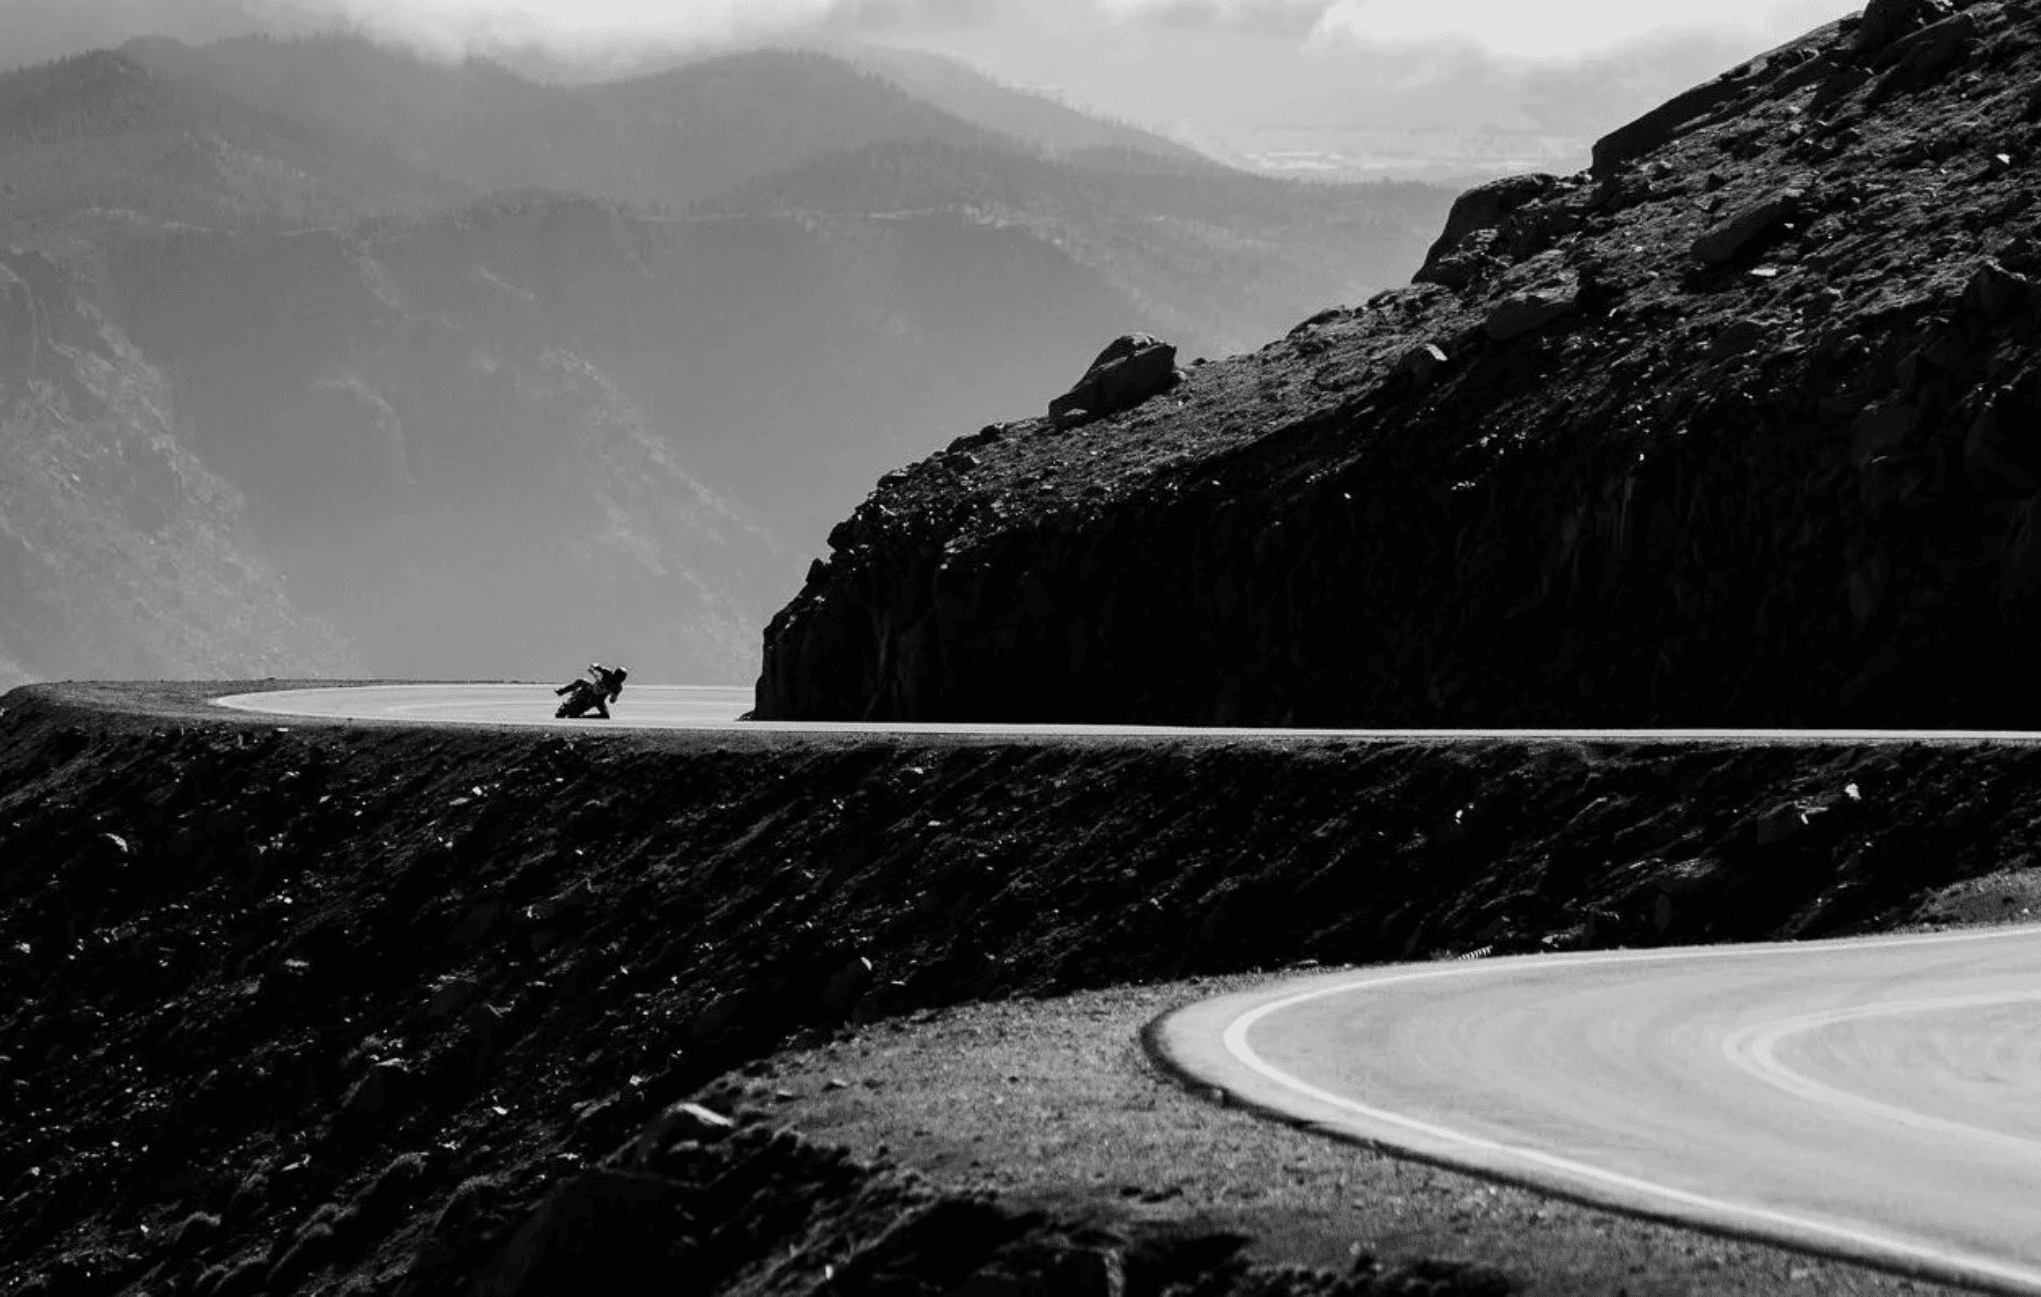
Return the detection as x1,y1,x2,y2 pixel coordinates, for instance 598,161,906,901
0,0,1866,63
1314,0,1859,57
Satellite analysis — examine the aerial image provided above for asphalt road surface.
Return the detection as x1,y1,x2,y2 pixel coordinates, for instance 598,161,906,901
214,683,2041,743
1157,927,2041,1295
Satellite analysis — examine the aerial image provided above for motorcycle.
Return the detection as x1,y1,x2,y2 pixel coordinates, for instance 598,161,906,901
553,678,607,719
554,663,627,719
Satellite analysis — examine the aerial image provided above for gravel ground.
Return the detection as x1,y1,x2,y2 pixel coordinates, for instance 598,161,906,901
733,976,1968,1297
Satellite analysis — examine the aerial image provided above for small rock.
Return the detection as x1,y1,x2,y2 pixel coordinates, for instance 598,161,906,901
1396,343,1449,387
1754,802,1814,847
1485,282,1579,342
629,1101,734,1162
426,975,483,1021
688,992,747,1042
1692,189,1804,265
342,1059,411,1119
819,955,874,1013
1852,402,1917,464
1960,259,2033,322
1705,318,1770,361
1048,334,1179,430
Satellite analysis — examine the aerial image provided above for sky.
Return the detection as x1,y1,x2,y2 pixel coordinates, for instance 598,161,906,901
0,0,1870,177
295,0,1860,58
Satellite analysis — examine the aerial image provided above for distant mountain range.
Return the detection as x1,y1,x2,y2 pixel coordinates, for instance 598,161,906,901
0,30,1454,684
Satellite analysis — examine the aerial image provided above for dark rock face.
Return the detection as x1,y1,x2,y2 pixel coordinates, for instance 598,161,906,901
1048,333,1182,430
758,2,2041,727
14,682,2041,1293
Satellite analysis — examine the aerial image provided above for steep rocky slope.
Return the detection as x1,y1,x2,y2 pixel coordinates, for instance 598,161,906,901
758,1,2041,727
0,247,357,682
6,683,2040,1294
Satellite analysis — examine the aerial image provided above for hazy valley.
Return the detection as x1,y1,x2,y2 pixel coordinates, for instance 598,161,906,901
0,32,1452,684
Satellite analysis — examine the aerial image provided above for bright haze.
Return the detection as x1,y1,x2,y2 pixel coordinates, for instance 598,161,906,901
18,0,1860,176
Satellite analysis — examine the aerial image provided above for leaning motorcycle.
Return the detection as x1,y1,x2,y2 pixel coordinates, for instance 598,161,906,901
554,680,604,719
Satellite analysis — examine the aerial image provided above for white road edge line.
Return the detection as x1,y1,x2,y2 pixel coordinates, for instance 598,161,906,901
1723,988,2041,1156
1209,927,2041,1295
209,685,2041,741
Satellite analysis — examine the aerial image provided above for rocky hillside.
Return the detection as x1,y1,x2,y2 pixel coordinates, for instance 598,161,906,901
6,681,2041,1294
0,49,458,240
0,247,357,682
758,0,2041,727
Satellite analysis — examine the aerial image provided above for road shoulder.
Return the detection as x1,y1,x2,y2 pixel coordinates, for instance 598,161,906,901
711,977,1964,1297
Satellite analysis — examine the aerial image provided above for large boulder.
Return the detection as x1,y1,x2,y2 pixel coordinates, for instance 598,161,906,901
1048,334,1180,430
1414,174,1560,284
1853,0,1950,52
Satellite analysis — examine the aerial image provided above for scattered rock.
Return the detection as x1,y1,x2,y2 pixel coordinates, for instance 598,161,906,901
342,1059,413,1119
1691,189,1805,265
1704,318,1770,361
1959,259,2033,321
426,975,483,1021
1485,285,1579,342
1396,343,1450,387
820,954,875,1013
1048,335,1180,431
627,1102,735,1164
1754,802,1817,847
1852,402,1918,464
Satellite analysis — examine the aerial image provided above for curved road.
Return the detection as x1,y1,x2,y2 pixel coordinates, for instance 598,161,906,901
214,682,2041,744
1157,928,2041,1295
215,685,2041,1289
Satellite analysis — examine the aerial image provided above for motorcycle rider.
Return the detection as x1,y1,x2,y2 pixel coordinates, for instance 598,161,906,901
555,662,629,719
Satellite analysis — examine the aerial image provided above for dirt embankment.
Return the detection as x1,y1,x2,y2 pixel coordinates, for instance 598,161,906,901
757,1,2041,727
6,684,2041,1294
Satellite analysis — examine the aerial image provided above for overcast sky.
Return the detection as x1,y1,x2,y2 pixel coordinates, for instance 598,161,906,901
312,0,1860,58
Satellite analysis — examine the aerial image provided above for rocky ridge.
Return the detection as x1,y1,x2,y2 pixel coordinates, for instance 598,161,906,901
758,0,2041,726
7,682,2041,1293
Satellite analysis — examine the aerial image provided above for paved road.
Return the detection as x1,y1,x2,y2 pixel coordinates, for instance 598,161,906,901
1157,928,2041,1295
213,683,2041,743
214,683,762,730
